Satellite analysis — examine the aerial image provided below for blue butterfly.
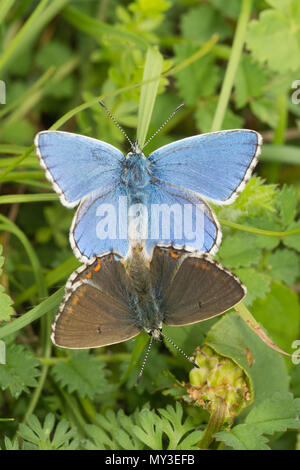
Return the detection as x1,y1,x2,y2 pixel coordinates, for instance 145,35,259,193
35,122,261,262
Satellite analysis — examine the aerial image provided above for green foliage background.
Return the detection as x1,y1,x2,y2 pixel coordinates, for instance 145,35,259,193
0,0,300,450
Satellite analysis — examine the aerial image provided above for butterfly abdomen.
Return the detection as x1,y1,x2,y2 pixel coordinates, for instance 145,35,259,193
126,248,163,331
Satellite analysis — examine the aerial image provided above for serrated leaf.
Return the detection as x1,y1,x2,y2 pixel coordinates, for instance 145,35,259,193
235,55,269,109
0,288,14,322
276,185,298,227
242,217,281,251
246,9,300,72
216,424,269,450
250,96,278,128
195,100,243,133
245,392,300,433
174,44,221,106
234,268,270,306
52,350,110,399
251,282,300,354
233,177,278,216
217,232,262,268
283,221,300,252
181,5,231,42
265,248,300,285
0,344,40,398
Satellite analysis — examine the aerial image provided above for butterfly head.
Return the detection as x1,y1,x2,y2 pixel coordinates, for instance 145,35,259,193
126,141,144,158
145,325,163,341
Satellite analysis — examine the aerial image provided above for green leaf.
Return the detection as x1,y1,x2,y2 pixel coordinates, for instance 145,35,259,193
241,217,281,250
250,96,278,128
216,424,269,450
0,287,14,322
234,268,270,306
137,47,164,148
18,413,79,450
246,8,300,72
265,249,300,285
51,350,110,399
205,312,289,405
217,232,262,268
86,403,203,450
195,100,243,133
0,344,40,398
276,185,298,227
245,392,300,433
283,221,300,252
216,391,300,450
181,5,231,42
235,55,269,108
86,408,145,450
0,120,36,146
251,283,300,354
36,40,72,70
266,0,300,16
2,436,21,450
62,5,148,50
210,0,241,19
233,177,278,216
174,44,221,106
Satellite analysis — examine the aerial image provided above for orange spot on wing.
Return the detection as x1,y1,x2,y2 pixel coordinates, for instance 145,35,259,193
170,248,180,259
73,296,79,305
94,259,101,272
86,271,92,278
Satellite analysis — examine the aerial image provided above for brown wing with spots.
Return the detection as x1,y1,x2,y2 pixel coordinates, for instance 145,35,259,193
52,254,141,349
150,246,188,301
161,254,246,326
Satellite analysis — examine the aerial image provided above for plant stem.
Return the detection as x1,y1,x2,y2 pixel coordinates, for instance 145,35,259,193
219,218,300,237
211,0,253,132
198,399,227,449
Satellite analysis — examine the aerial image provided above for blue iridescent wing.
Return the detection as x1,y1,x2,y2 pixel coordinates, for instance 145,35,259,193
35,131,123,207
145,180,221,255
149,130,262,204
70,184,129,262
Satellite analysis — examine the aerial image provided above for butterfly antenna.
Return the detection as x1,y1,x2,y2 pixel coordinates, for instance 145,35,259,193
160,331,199,369
135,335,154,386
99,101,135,149
142,103,184,150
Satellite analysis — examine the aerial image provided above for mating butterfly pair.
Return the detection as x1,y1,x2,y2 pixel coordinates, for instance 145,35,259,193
35,123,261,361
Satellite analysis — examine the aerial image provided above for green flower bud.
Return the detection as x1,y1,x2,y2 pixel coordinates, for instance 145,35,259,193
188,346,251,422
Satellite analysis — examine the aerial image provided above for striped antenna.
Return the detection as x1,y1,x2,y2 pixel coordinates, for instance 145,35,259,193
160,331,199,369
142,103,184,150
99,101,135,149
135,335,154,386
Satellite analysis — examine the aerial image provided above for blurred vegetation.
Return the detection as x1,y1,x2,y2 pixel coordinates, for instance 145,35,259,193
0,0,300,451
